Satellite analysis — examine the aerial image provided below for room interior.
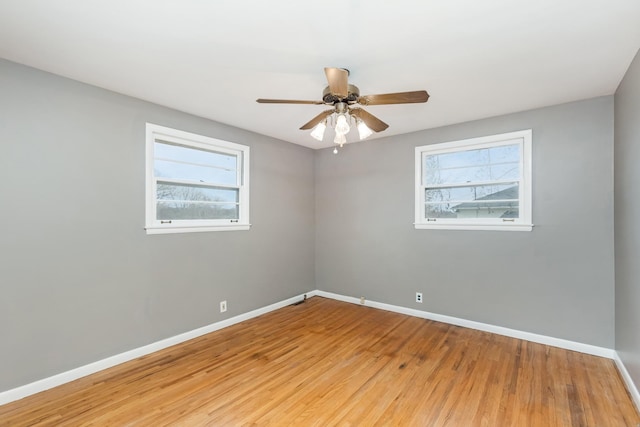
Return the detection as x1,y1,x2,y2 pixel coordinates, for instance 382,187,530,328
0,0,639,423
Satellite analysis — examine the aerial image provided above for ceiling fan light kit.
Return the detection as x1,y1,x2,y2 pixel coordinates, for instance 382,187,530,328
257,67,429,153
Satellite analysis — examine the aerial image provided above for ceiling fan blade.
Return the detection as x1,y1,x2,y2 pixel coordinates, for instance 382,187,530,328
350,108,389,132
300,109,335,130
256,98,324,105
324,67,349,98
358,90,429,106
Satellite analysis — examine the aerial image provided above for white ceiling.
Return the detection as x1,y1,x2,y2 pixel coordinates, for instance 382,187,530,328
1,1,639,149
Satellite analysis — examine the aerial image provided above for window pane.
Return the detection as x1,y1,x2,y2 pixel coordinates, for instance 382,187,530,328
154,160,237,185
425,183,519,203
157,201,239,220
426,184,519,219
424,143,520,185
424,203,459,218
155,142,237,170
156,183,239,220
157,183,238,203
426,201,519,219
432,148,489,169
488,144,519,163
154,142,238,185
489,163,520,181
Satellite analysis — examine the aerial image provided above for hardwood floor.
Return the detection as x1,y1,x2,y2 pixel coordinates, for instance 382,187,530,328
1,296,638,426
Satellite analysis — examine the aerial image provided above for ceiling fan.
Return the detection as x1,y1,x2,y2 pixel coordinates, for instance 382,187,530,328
257,67,429,152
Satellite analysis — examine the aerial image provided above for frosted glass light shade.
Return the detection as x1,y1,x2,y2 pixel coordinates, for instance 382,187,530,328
334,132,347,145
310,121,326,141
357,120,373,140
335,114,350,135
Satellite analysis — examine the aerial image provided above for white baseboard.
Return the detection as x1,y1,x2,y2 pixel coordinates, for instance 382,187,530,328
614,352,640,413
0,291,313,406
315,291,615,359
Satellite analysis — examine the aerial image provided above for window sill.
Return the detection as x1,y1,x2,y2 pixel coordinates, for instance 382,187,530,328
414,223,533,232
145,224,251,235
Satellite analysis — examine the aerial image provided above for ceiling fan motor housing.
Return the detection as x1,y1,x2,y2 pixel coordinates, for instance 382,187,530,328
322,84,360,104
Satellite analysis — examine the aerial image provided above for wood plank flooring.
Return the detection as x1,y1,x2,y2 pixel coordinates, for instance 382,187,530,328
0,296,638,426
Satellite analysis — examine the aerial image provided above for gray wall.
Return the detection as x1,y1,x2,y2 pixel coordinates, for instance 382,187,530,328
316,96,615,348
615,49,640,391
0,55,622,394
0,59,315,392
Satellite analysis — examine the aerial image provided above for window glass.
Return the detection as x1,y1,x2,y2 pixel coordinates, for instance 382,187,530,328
154,142,238,185
424,144,520,185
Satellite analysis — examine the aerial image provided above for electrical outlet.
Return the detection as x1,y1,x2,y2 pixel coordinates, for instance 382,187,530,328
360,296,365,304
416,292,423,303
220,300,227,313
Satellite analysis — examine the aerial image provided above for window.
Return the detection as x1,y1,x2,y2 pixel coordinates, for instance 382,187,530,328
415,129,532,231
145,123,250,234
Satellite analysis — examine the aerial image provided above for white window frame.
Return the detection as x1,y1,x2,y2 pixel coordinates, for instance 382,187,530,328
415,129,532,231
145,123,250,234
